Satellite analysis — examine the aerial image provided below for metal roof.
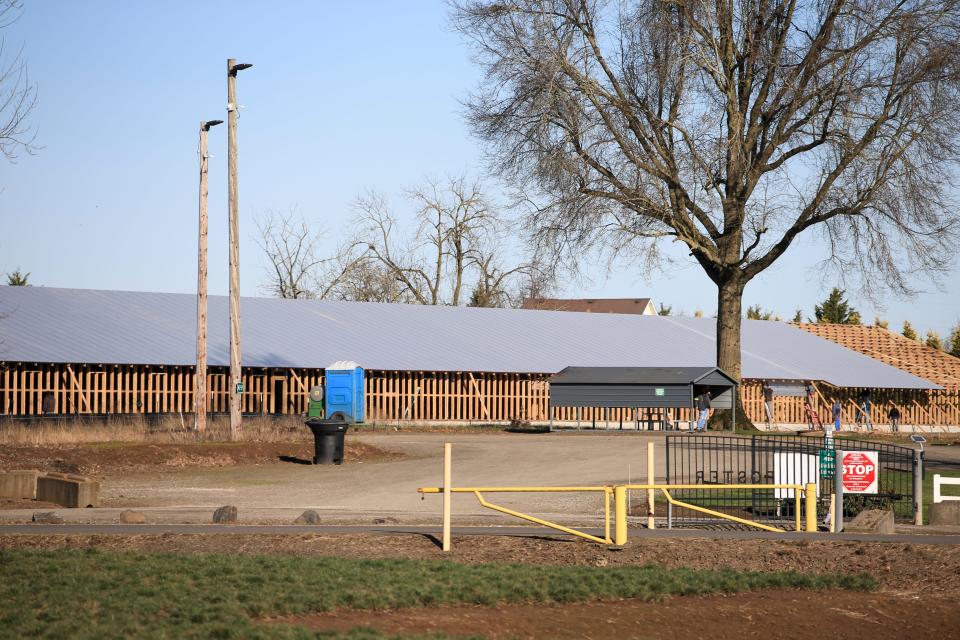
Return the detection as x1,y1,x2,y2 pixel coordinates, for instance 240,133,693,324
521,297,655,314
0,286,939,389
550,367,735,387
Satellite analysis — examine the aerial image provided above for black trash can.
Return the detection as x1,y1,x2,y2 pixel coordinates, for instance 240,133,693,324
305,412,351,465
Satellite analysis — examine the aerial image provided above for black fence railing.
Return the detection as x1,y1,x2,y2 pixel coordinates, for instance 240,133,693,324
664,434,919,528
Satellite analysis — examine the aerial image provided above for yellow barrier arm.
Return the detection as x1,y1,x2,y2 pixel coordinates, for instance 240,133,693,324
659,489,785,533
472,490,612,544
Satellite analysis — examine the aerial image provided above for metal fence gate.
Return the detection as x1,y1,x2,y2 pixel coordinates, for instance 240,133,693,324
665,434,920,528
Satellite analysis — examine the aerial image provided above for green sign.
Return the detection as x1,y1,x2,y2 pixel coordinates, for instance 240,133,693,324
655,388,665,396
235,382,244,394
818,449,836,478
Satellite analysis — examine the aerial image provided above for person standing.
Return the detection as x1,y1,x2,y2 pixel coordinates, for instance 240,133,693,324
696,391,711,432
763,382,775,427
805,382,817,430
888,404,901,433
857,389,873,431
832,400,842,432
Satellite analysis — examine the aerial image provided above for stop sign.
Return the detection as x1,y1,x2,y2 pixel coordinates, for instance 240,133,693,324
842,451,878,494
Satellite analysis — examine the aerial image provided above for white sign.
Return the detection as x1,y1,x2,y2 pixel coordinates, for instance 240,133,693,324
841,451,878,494
773,453,819,498
769,383,806,397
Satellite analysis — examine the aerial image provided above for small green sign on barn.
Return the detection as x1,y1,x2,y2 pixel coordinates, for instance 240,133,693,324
655,388,665,396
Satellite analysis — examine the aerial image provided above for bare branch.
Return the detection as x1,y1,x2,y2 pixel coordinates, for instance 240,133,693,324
0,1,37,163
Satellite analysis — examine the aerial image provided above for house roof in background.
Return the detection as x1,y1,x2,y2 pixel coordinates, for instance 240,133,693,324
0,286,938,390
796,323,960,391
521,297,656,314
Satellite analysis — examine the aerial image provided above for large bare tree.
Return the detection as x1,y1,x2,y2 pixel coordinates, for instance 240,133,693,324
453,0,960,422
0,1,36,163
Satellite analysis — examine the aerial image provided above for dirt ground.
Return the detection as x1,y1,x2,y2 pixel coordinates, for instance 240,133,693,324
279,590,960,640
0,440,398,478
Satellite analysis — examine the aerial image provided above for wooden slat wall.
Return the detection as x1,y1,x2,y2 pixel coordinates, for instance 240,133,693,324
0,362,957,425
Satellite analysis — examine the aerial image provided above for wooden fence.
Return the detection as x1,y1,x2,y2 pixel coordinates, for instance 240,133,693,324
1,362,958,426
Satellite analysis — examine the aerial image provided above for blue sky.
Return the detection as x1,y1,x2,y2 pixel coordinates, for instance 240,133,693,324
1,1,958,338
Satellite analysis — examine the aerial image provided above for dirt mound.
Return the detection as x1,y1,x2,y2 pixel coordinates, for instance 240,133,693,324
0,440,399,477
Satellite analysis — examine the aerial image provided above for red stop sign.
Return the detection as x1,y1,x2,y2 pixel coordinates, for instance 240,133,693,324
842,451,878,494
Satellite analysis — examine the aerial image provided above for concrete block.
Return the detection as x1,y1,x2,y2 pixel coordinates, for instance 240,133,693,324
294,509,320,525
119,510,147,524
36,473,100,508
0,470,40,499
930,502,960,526
32,511,64,524
845,509,895,534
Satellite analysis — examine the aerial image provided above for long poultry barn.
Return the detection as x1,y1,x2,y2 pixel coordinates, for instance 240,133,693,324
0,286,953,427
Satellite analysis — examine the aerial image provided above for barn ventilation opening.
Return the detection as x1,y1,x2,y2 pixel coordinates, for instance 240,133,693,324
272,378,285,414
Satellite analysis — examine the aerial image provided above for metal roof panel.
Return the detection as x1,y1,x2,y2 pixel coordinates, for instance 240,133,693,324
0,286,939,389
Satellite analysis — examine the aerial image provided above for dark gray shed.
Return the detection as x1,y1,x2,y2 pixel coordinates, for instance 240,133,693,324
548,366,738,429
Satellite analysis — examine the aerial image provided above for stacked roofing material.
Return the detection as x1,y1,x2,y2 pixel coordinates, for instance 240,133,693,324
0,285,938,390
796,323,960,391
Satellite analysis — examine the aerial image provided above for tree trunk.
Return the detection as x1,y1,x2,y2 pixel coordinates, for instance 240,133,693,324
713,275,756,431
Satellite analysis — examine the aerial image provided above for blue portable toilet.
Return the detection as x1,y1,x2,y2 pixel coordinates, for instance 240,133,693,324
324,361,364,423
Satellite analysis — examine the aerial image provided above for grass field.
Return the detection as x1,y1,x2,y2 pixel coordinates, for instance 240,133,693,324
0,549,876,639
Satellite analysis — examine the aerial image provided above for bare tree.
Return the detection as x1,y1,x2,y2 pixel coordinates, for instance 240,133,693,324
0,1,36,163
343,176,538,307
255,209,326,299
453,0,960,424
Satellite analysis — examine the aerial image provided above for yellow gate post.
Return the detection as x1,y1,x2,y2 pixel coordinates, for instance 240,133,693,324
647,441,655,530
805,482,817,532
614,485,628,545
443,443,452,551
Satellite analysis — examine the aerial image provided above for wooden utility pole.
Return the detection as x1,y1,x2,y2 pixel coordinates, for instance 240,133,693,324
227,58,252,440
195,119,222,432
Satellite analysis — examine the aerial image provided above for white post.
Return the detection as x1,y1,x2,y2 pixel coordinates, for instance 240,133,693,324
913,449,923,526
834,449,843,533
442,442,452,552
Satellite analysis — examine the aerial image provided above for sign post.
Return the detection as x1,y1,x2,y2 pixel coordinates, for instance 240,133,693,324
841,451,879,494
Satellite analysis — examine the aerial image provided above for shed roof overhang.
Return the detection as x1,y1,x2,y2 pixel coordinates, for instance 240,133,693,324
549,366,737,409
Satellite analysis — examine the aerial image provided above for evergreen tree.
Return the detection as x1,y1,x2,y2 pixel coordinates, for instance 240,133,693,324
949,323,960,358
874,316,889,329
658,304,672,316
792,309,802,323
746,304,773,320
926,330,943,350
814,288,860,324
902,320,918,341
5,269,29,286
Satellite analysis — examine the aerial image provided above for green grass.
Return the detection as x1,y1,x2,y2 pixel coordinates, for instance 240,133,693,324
0,549,876,639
